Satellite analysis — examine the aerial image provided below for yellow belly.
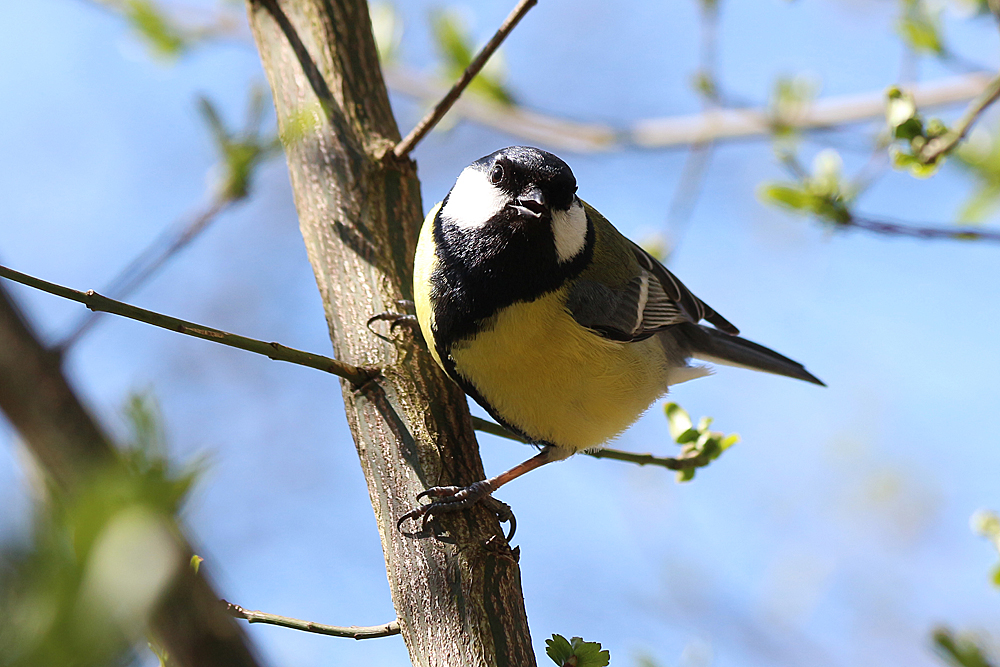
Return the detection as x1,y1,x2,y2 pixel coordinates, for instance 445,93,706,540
450,288,674,451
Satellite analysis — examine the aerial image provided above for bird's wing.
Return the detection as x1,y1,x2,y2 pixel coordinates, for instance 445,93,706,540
628,241,739,336
567,242,739,342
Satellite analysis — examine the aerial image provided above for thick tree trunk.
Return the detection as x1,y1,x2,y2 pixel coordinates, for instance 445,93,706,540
244,2,536,666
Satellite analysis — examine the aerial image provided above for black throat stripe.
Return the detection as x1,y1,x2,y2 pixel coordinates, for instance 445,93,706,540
428,204,594,358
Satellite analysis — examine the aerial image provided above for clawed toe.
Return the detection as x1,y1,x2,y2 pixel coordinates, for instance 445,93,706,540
366,312,419,335
397,482,515,541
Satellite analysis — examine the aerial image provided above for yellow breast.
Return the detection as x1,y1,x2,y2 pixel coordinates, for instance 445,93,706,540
449,287,675,451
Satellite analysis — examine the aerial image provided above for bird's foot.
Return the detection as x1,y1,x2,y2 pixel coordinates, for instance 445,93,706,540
367,304,419,341
397,481,516,542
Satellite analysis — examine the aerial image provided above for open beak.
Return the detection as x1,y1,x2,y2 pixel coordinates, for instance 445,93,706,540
510,186,547,219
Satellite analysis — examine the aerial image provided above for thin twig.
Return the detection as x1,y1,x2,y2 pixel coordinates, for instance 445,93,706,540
0,265,373,386
663,0,722,250
919,72,1000,164
223,601,400,640
586,446,716,471
470,416,715,471
58,196,234,350
392,0,537,158
845,216,1000,242
385,69,994,153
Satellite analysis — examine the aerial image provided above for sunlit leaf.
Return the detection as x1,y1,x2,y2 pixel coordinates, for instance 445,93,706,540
545,634,610,667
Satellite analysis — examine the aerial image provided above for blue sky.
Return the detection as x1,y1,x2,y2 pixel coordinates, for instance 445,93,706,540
2,1,999,666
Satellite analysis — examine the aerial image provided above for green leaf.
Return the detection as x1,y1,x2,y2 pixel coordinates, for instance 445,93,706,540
430,9,514,106
719,434,740,451
886,86,918,131
124,0,187,58
675,428,700,445
545,635,610,667
761,184,812,211
892,148,942,178
896,0,944,55
933,627,995,667
664,403,692,440
546,635,574,665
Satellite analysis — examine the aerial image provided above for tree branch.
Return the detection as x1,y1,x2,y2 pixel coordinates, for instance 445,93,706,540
918,72,1000,164
58,196,234,350
392,0,537,158
0,281,263,667
385,69,995,152
0,264,373,386
844,215,1000,242
223,601,400,639
470,417,718,472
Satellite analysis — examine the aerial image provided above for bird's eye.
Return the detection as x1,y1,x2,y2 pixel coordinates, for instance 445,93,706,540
490,163,505,185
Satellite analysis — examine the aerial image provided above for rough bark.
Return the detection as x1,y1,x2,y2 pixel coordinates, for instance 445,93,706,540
244,2,535,666
0,283,263,667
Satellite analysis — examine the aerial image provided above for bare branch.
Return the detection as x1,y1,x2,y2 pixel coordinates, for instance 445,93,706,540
223,601,400,639
845,216,1000,242
0,265,373,386
392,0,537,158
918,72,1000,164
58,196,234,350
470,417,719,472
385,69,995,152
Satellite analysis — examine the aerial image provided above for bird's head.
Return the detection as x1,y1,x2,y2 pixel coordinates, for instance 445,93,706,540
439,146,589,264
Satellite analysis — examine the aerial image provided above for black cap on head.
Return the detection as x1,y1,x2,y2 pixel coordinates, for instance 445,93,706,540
473,146,578,211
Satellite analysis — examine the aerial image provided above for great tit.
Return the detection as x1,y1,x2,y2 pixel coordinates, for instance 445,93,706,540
401,146,822,530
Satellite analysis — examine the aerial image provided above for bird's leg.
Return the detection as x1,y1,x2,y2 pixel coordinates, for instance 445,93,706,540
367,300,419,337
397,446,562,541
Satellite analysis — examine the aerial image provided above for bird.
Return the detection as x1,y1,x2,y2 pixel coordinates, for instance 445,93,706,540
397,145,822,534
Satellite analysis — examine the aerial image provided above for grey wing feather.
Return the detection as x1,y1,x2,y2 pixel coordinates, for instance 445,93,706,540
628,241,739,336
567,243,739,341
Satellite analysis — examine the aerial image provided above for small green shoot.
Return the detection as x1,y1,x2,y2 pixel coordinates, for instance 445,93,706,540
664,403,739,482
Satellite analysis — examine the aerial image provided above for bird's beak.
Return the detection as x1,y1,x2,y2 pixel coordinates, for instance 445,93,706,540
510,186,547,219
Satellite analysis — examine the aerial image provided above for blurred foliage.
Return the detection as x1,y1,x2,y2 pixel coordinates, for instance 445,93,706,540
430,9,515,106
955,125,1000,222
760,149,855,226
951,0,994,16
886,86,950,177
970,509,1000,587
0,393,200,667
122,0,188,58
664,403,739,482
370,2,402,64
897,0,945,56
769,74,820,143
545,634,611,667
198,87,281,200
637,233,671,263
934,627,997,667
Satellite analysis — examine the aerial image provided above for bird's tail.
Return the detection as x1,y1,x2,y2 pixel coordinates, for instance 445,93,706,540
675,324,825,386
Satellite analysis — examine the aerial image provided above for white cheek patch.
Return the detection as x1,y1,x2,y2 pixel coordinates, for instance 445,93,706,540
439,167,506,229
551,200,588,263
